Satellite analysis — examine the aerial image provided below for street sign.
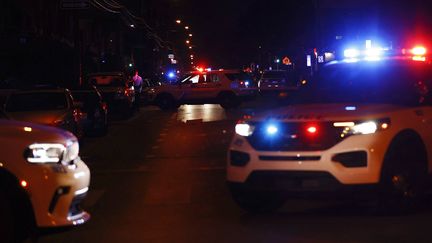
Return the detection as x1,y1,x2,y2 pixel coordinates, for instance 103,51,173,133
306,55,312,67
168,54,175,59
282,57,291,65
171,59,177,64
318,56,324,63
61,0,90,9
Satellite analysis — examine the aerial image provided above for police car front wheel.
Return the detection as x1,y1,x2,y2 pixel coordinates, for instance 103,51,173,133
379,135,428,212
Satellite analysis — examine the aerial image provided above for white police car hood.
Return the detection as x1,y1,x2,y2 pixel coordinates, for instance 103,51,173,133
0,119,76,144
257,103,408,121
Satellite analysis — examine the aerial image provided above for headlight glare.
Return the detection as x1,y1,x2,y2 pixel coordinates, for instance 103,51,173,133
235,123,254,137
351,121,377,134
26,143,66,163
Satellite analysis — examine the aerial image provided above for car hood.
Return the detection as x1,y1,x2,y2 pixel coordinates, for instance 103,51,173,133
6,110,68,126
254,103,408,122
0,119,76,143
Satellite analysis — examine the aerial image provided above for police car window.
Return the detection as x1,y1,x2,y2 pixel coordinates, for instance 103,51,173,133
207,74,220,82
180,75,200,84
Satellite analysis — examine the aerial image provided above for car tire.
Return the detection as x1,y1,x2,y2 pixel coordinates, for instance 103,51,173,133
156,94,178,111
229,184,285,213
0,190,15,243
378,135,428,213
219,92,240,109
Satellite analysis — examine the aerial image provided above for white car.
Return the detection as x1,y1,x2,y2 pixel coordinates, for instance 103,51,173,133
0,118,90,242
144,70,257,110
227,56,432,213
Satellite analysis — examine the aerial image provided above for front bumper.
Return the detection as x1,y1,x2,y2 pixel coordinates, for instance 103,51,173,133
227,132,391,192
25,158,91,227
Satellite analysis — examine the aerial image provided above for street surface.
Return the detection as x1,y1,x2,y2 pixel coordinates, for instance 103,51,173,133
39,98,432,243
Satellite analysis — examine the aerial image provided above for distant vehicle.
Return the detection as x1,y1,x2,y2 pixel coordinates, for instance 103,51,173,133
3,88,85,139
258,70,300,95
86,72,135,118
70,85,108,135
228,50,432,213
143,69,257,110
0,119,90,242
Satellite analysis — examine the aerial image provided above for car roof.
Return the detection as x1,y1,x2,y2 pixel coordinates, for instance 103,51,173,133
10,89,68,94
187,69,244,75
87,72,125,77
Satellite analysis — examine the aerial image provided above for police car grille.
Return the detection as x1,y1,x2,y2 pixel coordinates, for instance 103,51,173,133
246,122,345,151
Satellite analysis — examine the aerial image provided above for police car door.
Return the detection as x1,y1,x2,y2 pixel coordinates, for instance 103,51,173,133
181,74,202,100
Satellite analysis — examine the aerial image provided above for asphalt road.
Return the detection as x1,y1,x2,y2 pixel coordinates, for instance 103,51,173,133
38,100,432,243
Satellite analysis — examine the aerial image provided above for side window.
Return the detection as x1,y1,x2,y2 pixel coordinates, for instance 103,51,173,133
190,75,200,84
198,74,206,83
181,75,200,84
208,74,220,83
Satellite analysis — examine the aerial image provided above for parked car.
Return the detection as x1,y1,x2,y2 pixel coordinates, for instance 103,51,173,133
0,119,90,242
3,88,85,139
258,70,301,95
143,69,257,110
70,85,108,135
86,72,135,118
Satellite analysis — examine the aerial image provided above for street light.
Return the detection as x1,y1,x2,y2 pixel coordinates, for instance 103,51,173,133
186,40,190,44
185,26,190,30
189,34,193,37
176,19,181,24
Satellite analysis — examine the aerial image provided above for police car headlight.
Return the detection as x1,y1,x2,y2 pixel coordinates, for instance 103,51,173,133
351,121,378,134
235,122,255,137
336,118,390,136
25,143,66,163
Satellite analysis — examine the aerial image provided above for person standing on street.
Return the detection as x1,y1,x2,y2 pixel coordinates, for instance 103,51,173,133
132,70,143,108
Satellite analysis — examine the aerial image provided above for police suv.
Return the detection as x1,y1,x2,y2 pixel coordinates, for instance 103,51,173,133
0,118,90,241
227,47,432,212
144,70,257,110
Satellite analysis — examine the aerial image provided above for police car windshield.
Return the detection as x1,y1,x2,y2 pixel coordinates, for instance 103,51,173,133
292,61,432,106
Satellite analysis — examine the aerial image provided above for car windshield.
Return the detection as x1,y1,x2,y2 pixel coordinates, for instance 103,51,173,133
5,92,68,112
88,75,125,87
291,62,432,106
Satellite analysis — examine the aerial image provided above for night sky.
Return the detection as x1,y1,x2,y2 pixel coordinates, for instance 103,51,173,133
139,0,432,68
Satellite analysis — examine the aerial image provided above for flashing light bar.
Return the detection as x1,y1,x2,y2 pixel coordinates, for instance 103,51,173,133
411,46,427,56
344,49,360,58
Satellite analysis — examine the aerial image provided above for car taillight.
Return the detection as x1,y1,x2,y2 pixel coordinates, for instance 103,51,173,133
125,88,134,96
101,102,108,111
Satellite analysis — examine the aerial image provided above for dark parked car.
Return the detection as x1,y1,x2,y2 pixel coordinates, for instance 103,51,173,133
258,70,301,95
86,72,135,118
70,85,108,135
